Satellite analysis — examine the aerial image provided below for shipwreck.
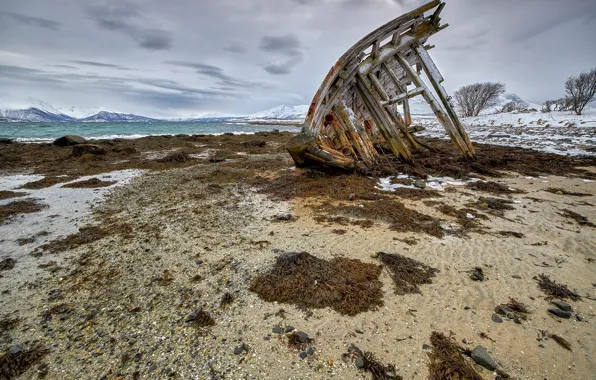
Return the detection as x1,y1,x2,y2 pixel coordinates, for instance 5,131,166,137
287,0,475,172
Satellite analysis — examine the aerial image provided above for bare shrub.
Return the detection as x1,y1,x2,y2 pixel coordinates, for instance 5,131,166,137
499,100,529,113
454,82,506,117
542,100,555,113
565,67,596,115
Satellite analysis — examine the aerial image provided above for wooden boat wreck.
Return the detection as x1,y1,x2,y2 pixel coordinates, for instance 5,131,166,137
287,0,475,172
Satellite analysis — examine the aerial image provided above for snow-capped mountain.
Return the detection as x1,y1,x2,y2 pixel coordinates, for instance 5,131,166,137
80,111,159,123
246,105,309,121
0,107,76,122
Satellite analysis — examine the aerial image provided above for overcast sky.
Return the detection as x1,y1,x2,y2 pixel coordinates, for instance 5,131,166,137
0,0,594,117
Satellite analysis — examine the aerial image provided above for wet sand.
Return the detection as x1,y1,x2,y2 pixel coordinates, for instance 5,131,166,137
1,133,595,379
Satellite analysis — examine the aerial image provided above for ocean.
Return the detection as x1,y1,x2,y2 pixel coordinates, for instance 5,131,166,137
0,121,301,143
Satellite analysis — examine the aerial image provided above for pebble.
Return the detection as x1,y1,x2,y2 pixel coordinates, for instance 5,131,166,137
307,347,316,356
464,306,471,310
548,308,571,319
491,314,503,323
551,301,573,312
414,180,427,189
348,193,356,201
355,357,365,369
233,346,245,355
299,352,307,360
576,315,583,322
422,344,431,350
272,326,283,334
470,346,498,371
275,214,292,221
285,325,295,333
294,331,310,343
195,260,203,265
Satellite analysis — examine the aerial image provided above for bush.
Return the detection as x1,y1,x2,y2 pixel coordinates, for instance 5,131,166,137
565,67,596,115
454,82,506,117
499,100,529,113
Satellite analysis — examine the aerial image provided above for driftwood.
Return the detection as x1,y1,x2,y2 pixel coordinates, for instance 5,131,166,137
287,0,475,172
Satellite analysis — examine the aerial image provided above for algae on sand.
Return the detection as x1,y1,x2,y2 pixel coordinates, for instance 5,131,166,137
377,252,438,295
428,332,482,380
250,252,383,316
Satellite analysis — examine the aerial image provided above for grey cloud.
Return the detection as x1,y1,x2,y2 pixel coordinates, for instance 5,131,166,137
48,65,79,70
259,35,304,75
86,1,173,50
162,61,268,89
68,60,131,70
0,11,61,30
223,41,247,54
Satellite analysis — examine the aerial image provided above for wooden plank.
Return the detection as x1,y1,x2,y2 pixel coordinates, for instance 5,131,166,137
412,44,475,156
396,52,468,155
381,87,425,106
333,104,379,166
357,74,413,161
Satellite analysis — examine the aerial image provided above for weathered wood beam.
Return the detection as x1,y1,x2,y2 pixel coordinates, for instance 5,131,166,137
357,74,413,161
380,87,425,106
396,52,468,156
412,44,475,157
333,104,379,166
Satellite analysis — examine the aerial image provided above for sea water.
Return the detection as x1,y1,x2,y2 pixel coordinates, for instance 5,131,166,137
0,121,301,143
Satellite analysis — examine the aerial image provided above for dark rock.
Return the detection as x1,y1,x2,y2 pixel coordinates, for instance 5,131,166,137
241,140,266,148
551,301,573,312
294,331,309,343
422,344,431,350
185,307,203,323
464,306,471,310
307,347,315,356
538,344,545,348
272,326,283,334
233,345,246,355
274,214,293,221
223,133,234,136
514,317,522,324
8,345,23,355
470,267,485,281
355,357,365,369
576,315,583,322
548,308,571,319
72,144,106,157
355,329,364,334
285,325,295,333
491,314,503,323
299,352,307,360
195,260,203,265
0,258,16,271
53,135,87,147
263,335,271,341
413,180,427,189
0,138,12,144
470,346,498,371
348,193,356,201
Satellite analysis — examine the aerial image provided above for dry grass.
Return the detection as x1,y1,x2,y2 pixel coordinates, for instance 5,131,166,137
314,200,444,238
18,176,76,190
534,274,581,301
0,199,46,225
377,253,438,295
549,334,572,351
219,292,234,309
250,252,383,316
345,345,402,380
545,188,591,197
33,224,132,256
0,191,27,200
62,178,116,188
558,209,595,227
466,181,524,194
428,332,482,380
0,344,49,379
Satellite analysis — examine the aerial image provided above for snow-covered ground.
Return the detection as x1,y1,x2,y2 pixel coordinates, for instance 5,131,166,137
417,109,596,156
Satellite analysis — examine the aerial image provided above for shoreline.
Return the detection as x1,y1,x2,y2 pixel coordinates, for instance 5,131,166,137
1,133,595,379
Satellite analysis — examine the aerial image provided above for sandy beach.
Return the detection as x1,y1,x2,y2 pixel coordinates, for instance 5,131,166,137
1,133,595,379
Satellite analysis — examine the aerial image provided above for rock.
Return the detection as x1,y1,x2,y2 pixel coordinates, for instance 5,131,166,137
370,252,379,259
470,346,498,371
294,331,310,343
53,135,87,147
548,308,571,319
8,345,23,355
72,144,106,157
348,193,356,201
491,314,503,323
272,326,283,334
422,344,431,350
299,351,307,360
470,267,485,281
538,344,545,348
355,329,364,334
285,325,295,333
551,301,573,312
0,138,12,144
307,347,316,356
576,315,583,322
413,180,427,189
274,214,293,221
241,140,266,148
0,258,16,271
233,345,246,355
506,312,515,320
464,306,471,310
185,307,203,323
355,357,365,369
195,260,203,265
462,339,468,344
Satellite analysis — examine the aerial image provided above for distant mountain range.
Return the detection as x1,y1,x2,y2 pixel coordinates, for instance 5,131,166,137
0,94,542,123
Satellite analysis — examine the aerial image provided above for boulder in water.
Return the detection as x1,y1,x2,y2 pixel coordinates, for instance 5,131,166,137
53,135,87,147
